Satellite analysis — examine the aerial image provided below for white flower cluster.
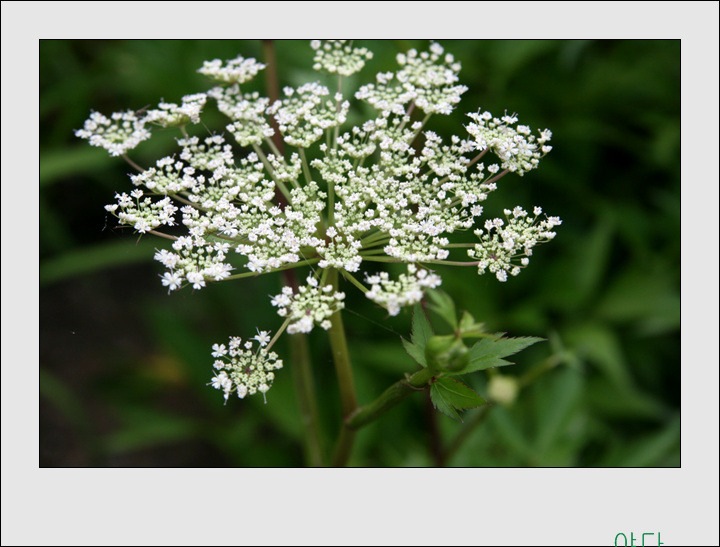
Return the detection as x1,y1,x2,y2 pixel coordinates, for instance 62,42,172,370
311,40,373,76
271,276,346,333
311,116,487,265
209,334,282,401
365,264,442,316
356,42,467,115
215,87,275,147
75,111,151,156
197,55,266,85
144,93,207,127
468,206,562,281
155,236,234,293
80,41,563,402
267,83,350,148
105,189,178,234
466,111,553,175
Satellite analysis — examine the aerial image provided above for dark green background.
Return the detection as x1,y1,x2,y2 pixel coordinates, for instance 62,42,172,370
39,40,680,467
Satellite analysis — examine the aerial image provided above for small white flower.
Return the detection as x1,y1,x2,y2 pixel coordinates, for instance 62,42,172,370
212,344,227,358
253,329,271,347
160,271,183,292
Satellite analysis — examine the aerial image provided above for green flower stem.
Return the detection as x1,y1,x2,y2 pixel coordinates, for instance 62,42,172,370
327,176,335,225
168,192,208,210
332,74,343,151
251,144,292,201
326,268,359,466
397,101,416,131
266,316,292,352
264,137,284,163
147,229,178,241
437,149,487,185
358,255,402,263
484,168,510,186
121,154,144,173
359,231,388,246
340,270,368,294
298,147,313,186
467,148,488,168
345,367,434,430
289,332,325,467
223,258,320,281
424,260,481,267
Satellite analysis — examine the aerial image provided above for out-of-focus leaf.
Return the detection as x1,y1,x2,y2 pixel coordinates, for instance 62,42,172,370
601,414,680,467
427,290,457,331
533,367,584,456
586,380,668,421
573,216,614,305
40,368,89,431
597,268,680,335
489,406,533,462
103,404,200,453
563,322,633,388
40,240,153,286
40,146,113,186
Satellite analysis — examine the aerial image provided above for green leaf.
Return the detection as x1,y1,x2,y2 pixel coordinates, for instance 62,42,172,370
402,337,426,367
40,239,154,286
402,304,434,367
460,335,545,375
425,335,469,373
430,378,487,422
458,310,487,338
411,304,433,347
428,289,457,330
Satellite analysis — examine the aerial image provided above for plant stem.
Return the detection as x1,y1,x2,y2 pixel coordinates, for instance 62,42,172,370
358,255,402,263
340,270,368,294
252,144,292,201
326,268,358,466
442,405,492,465
260,39,325,468
121,154,144,173
261,40,284,156
288,331,325,467
425,390,445,467
223,258,320,281
345,368,434,430
298,147,312,186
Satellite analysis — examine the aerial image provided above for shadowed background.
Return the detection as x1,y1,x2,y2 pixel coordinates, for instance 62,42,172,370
40,40,680,467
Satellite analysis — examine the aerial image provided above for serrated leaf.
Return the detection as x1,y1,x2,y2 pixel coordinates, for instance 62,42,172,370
402,337,426,367
460,336,545,375
430,378,488,422
402,304,434,367
428,289,457,330
458,310,487,339
411,304,433,347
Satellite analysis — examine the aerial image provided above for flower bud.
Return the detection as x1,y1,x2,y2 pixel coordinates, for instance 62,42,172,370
425,334,469,373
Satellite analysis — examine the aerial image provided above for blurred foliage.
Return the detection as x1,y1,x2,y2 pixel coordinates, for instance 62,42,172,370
39,40,679,467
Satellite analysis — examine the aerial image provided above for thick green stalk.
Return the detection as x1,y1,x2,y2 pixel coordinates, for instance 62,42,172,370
345,368,434,430
289,332,325,467
326,268,358,466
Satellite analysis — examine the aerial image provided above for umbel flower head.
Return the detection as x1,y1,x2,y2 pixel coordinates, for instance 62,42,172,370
209,333,282,402
77,40,561,402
